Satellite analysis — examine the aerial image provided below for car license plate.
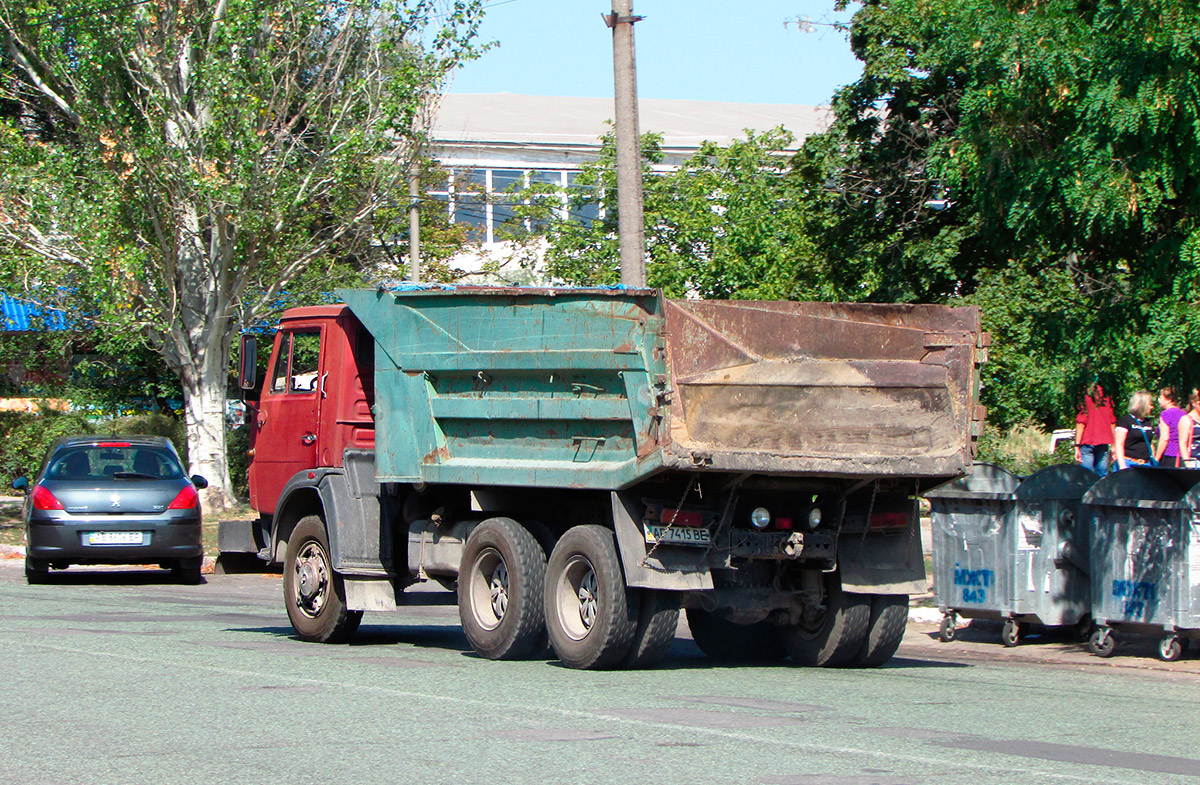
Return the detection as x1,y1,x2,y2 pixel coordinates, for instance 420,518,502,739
86,531,144,546
643,524,710,547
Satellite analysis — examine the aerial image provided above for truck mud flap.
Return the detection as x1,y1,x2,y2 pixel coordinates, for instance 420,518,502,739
611,492,713,591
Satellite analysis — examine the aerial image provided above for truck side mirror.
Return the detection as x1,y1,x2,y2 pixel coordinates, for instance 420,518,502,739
239,335,258,391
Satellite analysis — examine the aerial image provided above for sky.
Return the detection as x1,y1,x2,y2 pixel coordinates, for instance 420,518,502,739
448,1,864,106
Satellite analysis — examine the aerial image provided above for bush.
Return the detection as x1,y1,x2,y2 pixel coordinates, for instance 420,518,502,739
0,408,95,482
975,422,1074,476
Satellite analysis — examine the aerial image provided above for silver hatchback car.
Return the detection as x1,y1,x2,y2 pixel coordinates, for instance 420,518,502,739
13,435,208,584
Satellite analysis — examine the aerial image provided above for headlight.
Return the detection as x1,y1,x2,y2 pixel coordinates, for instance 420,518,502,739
807,508,823,530
750,507,771,530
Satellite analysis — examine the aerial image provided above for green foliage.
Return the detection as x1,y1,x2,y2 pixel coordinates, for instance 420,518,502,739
0,409,94,482
974,423,1075,477
0,0,487,497
800,0,1200,430
536,130,829,300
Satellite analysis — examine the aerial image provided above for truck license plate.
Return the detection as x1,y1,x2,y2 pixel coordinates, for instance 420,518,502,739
86,531,144,546
644,524,710,547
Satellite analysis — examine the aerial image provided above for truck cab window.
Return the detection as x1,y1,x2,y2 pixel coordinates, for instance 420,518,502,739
269,330,322,395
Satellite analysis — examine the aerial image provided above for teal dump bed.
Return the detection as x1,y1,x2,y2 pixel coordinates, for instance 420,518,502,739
340,287,984,490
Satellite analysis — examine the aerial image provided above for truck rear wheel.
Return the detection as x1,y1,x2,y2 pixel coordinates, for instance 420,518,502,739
623,589,680,669
284,516,362,643
685,608,786,662
779,574,869,667
850,594,909,667
458,517,548,660
545,525,639,669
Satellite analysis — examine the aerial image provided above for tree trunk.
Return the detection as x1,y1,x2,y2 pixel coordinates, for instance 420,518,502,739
178,339,236,512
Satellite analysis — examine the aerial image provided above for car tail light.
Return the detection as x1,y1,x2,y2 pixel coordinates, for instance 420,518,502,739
32,485,65,511
96,442,132,447
168,485,199,510
659,508,704,527
869,511,910,530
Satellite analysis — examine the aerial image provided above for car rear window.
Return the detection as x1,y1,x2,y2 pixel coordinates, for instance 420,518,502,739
47,445,185,481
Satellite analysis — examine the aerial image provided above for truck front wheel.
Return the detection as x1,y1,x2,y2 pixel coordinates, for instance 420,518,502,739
458,517,548,660
779,574,869,667
545,525,639,669
284,516,362,643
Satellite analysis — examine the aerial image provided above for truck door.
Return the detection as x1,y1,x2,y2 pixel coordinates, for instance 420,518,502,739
249,328,324,514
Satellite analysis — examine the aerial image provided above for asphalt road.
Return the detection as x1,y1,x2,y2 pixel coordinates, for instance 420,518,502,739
2,559,1198,785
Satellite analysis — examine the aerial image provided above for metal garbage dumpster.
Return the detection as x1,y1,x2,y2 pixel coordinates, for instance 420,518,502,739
1083,467,1200,661
928,462,1095,646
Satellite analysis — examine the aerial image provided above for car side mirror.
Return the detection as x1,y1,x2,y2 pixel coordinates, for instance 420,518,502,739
239,335,258,391
11,476,27,492
191,475,209,490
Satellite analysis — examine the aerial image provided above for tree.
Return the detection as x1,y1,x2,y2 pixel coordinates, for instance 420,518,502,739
536,128,828,300
798,0,1200,427
0,0,487,506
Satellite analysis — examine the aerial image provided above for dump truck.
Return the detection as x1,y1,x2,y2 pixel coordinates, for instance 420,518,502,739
221,286,986,669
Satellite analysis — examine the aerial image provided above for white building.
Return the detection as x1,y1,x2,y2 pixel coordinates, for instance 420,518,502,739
425,93,833,278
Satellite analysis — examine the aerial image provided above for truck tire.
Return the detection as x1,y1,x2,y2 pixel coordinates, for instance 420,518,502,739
544,525,639,669
685,608,786,663
284,516,362,643
850,594,909,667
623,589,680,669
458,517,548,660
779,574,869,667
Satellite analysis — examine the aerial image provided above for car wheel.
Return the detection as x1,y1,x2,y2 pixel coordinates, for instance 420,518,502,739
25,558,51,585
544,525,639,669
284,516,362,643
172,557,204,585
458,517,548,660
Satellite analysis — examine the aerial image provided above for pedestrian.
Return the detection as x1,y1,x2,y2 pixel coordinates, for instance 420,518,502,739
1153,387,1190,468
1074,382,1116,475
1113,390,1156,470
1185,388,1200,468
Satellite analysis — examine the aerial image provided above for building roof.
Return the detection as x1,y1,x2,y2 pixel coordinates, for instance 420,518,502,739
433,93,832,152
0,292,72,331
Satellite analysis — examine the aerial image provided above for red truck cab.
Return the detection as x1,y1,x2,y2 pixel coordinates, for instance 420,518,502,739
246,306,375,514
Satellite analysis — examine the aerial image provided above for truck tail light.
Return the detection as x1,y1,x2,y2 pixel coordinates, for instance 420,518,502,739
32,485,64,511
660,509,704,527
168,485,200,510
869,511,909,530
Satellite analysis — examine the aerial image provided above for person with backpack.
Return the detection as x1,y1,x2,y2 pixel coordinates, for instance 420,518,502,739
1113,390,1156,470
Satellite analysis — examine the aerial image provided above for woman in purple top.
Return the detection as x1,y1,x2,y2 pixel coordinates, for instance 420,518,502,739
1154,387,1190,468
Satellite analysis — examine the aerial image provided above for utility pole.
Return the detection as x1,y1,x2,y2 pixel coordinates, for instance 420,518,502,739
604,1,646,288
408,160,422,282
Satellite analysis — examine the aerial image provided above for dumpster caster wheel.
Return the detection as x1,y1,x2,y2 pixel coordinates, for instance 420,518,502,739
1002,619,1021,647
938,614,957,643
1158,636,1184,662
1088,627,1116,658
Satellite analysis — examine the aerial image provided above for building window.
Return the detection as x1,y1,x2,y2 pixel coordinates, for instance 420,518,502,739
426,167,598,243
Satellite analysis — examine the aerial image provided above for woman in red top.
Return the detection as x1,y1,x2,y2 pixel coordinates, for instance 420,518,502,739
1074,383,1116,476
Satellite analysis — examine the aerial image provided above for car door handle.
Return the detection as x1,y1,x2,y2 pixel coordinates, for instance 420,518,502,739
301,433,316,445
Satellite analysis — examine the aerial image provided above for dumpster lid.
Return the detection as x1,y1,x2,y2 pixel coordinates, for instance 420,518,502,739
1015,463,1097,501
1082,466,1200,508
924,462,1019,500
